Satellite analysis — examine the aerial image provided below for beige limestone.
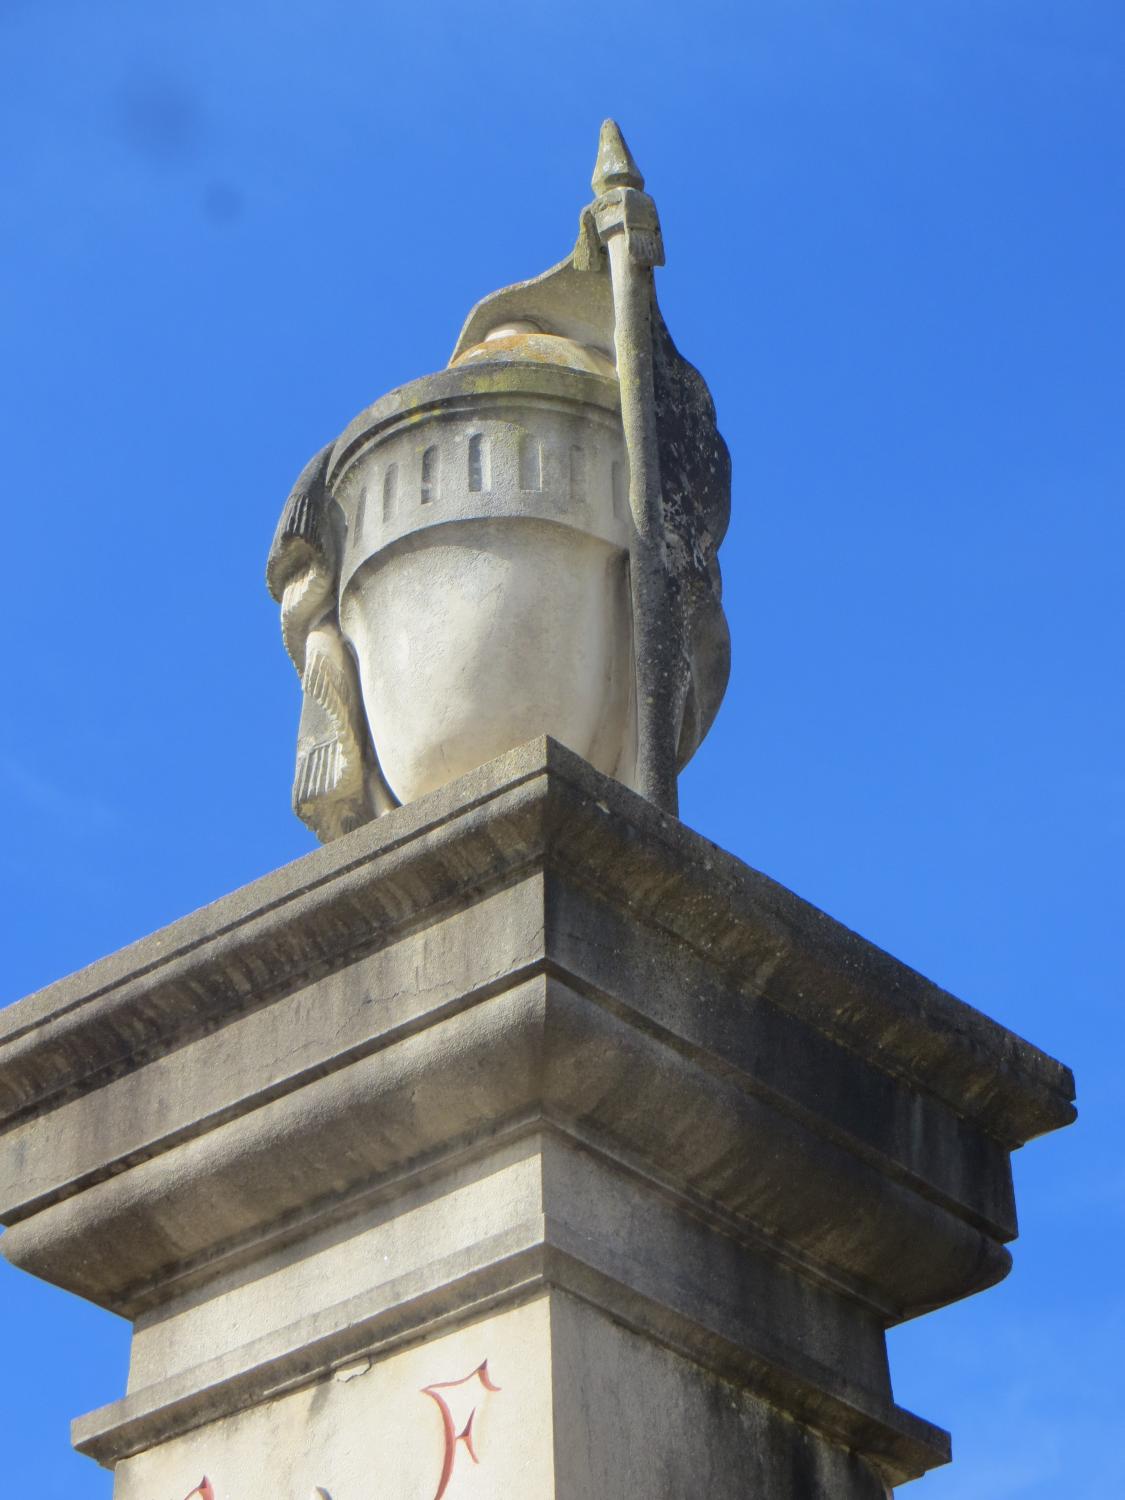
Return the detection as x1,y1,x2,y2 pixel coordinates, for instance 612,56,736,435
113,1293,891,1500
115,1299,552,1500
0,740,1075,1496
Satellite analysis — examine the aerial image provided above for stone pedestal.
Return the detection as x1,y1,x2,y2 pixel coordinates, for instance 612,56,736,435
0,740,1074,1498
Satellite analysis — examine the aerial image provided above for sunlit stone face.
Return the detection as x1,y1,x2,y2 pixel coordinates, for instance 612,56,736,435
341,523,633,805
333,373,637,806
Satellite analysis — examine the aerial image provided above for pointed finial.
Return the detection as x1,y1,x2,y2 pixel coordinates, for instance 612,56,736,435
592,119,645,195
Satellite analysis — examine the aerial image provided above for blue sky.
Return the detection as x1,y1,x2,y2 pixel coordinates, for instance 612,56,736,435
2,1,1122,1494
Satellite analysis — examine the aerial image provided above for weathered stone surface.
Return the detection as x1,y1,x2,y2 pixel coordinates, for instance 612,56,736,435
101,1294,894,1500
332,367,636,805
0,738,1074,1494
267,121,730,836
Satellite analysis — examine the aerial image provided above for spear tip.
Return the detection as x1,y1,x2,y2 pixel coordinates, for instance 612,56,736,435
592,119,645,195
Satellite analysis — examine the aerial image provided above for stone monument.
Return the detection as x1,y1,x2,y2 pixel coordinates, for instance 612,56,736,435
266,120,728,835
0,123,1074,1500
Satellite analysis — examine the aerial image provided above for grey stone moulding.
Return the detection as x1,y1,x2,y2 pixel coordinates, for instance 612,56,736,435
0,738,1074,1491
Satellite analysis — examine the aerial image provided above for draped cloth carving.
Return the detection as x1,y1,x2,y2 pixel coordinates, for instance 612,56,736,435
266,446,395,842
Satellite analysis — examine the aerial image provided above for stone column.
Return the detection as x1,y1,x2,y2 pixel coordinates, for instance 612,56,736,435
0,739,1074,1499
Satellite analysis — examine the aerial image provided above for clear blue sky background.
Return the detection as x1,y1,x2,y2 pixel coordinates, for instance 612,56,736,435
2,1,1121,1494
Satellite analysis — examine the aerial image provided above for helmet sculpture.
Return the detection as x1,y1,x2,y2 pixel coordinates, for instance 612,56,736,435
267,122,730,841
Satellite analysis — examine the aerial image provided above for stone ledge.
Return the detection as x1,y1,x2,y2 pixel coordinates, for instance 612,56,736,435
113,1129,891,1411
0,739,1074,1150
1,867,1019,1268
1,978,1011,1321
0,880,547,1224
73,1218,948,1488
0,738,1074,1499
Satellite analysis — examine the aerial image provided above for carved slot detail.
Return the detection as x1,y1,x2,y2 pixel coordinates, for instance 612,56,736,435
421,446,439,505
569,445,586,503
519,432,542,492
354,486,367,546
383,464,398,522
468,434,487,493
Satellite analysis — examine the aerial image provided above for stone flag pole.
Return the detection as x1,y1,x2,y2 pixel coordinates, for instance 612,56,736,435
1,124,1073,1499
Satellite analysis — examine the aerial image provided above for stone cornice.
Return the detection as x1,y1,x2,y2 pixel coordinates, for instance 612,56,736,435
0,738,1076,1148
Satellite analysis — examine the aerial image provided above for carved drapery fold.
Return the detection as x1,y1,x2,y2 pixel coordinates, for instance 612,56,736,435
267,446,393,841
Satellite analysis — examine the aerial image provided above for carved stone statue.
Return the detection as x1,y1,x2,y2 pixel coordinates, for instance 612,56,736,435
267,121,730,842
